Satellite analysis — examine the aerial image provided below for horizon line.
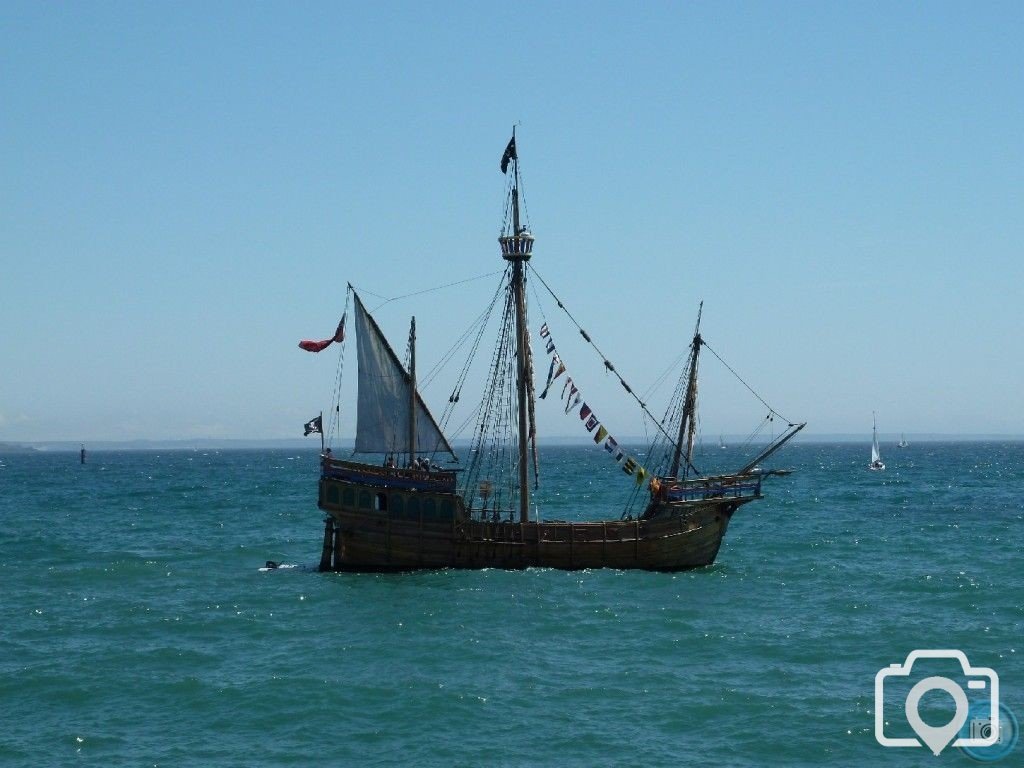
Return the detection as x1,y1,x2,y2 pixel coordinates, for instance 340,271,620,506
3,432,1024,452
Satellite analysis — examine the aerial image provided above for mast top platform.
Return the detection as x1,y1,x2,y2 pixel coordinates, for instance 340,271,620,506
499,229,534,261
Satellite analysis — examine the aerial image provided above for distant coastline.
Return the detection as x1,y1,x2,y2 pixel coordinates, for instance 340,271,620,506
0,442,40,454
3,434,1023,452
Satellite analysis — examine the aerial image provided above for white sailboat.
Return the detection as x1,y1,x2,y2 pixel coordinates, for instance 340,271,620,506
897,433,908,448
869,412,885,471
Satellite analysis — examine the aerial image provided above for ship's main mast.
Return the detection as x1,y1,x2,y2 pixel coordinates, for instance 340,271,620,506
408,316,416,465
499,130,534,523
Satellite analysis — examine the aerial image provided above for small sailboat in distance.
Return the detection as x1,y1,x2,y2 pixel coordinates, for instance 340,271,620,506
897,433,908,448
719,434,727,450
869,413,885,471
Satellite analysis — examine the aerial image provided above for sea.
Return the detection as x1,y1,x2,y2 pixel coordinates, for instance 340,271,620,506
1,442,1021,767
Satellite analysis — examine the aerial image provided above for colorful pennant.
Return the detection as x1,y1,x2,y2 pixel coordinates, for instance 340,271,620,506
537,322,653,488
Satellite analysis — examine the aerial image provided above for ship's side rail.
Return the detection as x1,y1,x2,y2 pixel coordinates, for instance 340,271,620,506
321,457,457,493
658,473,763,502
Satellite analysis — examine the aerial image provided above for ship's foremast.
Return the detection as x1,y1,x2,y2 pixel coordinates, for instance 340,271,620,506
671,303,703,479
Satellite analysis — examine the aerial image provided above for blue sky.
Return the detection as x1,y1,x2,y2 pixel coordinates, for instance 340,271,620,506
1,2,1021,442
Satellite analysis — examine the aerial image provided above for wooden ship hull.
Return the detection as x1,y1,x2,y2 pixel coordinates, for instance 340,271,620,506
316,459,762,572
302,133,803,574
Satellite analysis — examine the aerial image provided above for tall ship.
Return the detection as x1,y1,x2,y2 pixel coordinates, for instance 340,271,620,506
302,134,804,572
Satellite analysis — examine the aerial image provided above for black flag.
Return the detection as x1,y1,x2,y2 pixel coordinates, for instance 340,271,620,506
500,136,517,174
303,415,322,436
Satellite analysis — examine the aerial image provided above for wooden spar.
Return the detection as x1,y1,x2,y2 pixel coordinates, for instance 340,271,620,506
684,345,700,473
495,129,538,522
511,178,531,523
737,421,806,474
670,393,686,478
408,317,416,465
671,304,703,478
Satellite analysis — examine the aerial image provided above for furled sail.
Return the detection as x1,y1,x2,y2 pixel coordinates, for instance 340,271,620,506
352,292,455,457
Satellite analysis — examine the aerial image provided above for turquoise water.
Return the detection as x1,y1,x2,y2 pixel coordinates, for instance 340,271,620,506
1,443,1021,766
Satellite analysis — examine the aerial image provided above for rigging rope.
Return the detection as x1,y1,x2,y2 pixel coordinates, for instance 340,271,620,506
435,272,508,430
462,276,521,519
527,264,681,449
501,177,512,234
701,341,794,426
326,290,352,447
641,349,688,403
354,271,505,315
518,161,531,232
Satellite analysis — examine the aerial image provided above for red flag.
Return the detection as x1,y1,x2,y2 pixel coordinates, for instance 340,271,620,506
299,313,345,353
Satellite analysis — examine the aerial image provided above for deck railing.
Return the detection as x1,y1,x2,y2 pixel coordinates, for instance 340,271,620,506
660,473,763,502
321,457,457,493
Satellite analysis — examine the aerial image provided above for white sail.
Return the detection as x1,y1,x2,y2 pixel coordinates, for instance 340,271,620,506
353,293,455,457
871,414,882,464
